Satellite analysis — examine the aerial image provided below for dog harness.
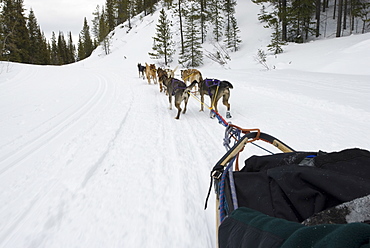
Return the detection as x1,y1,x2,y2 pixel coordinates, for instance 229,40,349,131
170,79,187,96
204,79,221,97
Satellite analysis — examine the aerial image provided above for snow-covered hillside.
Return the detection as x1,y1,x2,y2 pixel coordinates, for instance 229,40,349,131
1,0,369,247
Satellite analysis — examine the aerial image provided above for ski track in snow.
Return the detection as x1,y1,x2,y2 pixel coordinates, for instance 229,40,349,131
0,73,109,176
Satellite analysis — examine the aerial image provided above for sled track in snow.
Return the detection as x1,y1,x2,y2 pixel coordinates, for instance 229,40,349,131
80,89,134,189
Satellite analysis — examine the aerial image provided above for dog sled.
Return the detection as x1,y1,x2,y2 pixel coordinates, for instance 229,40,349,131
205,125,370,248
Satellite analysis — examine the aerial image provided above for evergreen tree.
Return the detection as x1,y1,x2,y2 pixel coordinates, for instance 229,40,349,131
40,34,51,65
92,5,102,42
77,35,84,62
105,0,116,32
210,0,224,42
223,0,241,51
194,0,209,43
116,0,126,25
99,9,112,55
225,15,241,51
257,6,285,54
144,0,157,15
27,9,44,64
267,21,286,54
352,0,370,33
281,0,288,41
37,25,49,65
57,32,68,64
116,0,132,28
66,32,76,64
149,8,175,65
133,0,145,16
179,1,203,67
50,31,59,64
1,0,30,62
288,0,316,42
77,17,94,61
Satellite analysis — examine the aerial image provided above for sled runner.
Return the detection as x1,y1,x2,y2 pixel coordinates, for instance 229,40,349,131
205,126,370,248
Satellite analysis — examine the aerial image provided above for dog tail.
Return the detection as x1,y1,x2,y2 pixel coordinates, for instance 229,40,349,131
222,81,233,89
188,80,198,89
185,81,197,95
173,65,179,74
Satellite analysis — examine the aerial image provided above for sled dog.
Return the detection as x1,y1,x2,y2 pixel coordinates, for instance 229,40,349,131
160,74,192,119
157,67,168,93
189,78,233,118
137,63,146,79
145,63,157,84
181,69,202,91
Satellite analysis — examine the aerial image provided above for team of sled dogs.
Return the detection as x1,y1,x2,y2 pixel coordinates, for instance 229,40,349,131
137,62,233,120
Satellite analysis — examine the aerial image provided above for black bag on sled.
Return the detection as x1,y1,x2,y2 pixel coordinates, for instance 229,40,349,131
219,148,370,247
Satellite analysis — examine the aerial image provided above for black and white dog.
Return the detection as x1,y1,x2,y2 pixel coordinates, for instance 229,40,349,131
137,63,146,79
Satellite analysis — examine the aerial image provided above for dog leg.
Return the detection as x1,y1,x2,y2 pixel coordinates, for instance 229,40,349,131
154,76,157,84
209,96,219,119
213,99,219,113
159,81,163,92
168,95,173,110
182,93,189,114
200,94,205,112
222,93,231,111
222,94,231,118
175,103,182,119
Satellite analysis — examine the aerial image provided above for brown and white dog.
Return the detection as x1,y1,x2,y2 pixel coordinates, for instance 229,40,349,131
189,78,233,118
181,69,202,91
145,63,157,85
160,74,192,119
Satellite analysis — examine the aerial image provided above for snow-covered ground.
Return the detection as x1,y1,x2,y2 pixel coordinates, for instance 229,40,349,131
1,1,369,247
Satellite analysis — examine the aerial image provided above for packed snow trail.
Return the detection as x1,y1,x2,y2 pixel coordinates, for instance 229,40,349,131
0,61,224,247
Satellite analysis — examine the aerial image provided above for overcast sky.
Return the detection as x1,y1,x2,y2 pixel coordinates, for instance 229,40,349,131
24,0,106,43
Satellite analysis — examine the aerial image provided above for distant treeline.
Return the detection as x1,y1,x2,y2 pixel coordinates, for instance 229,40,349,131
1,0,369,65
0,0,160,65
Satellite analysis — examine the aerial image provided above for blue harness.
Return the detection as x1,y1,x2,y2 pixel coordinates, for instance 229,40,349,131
170,79,187,95
204,79,221,97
